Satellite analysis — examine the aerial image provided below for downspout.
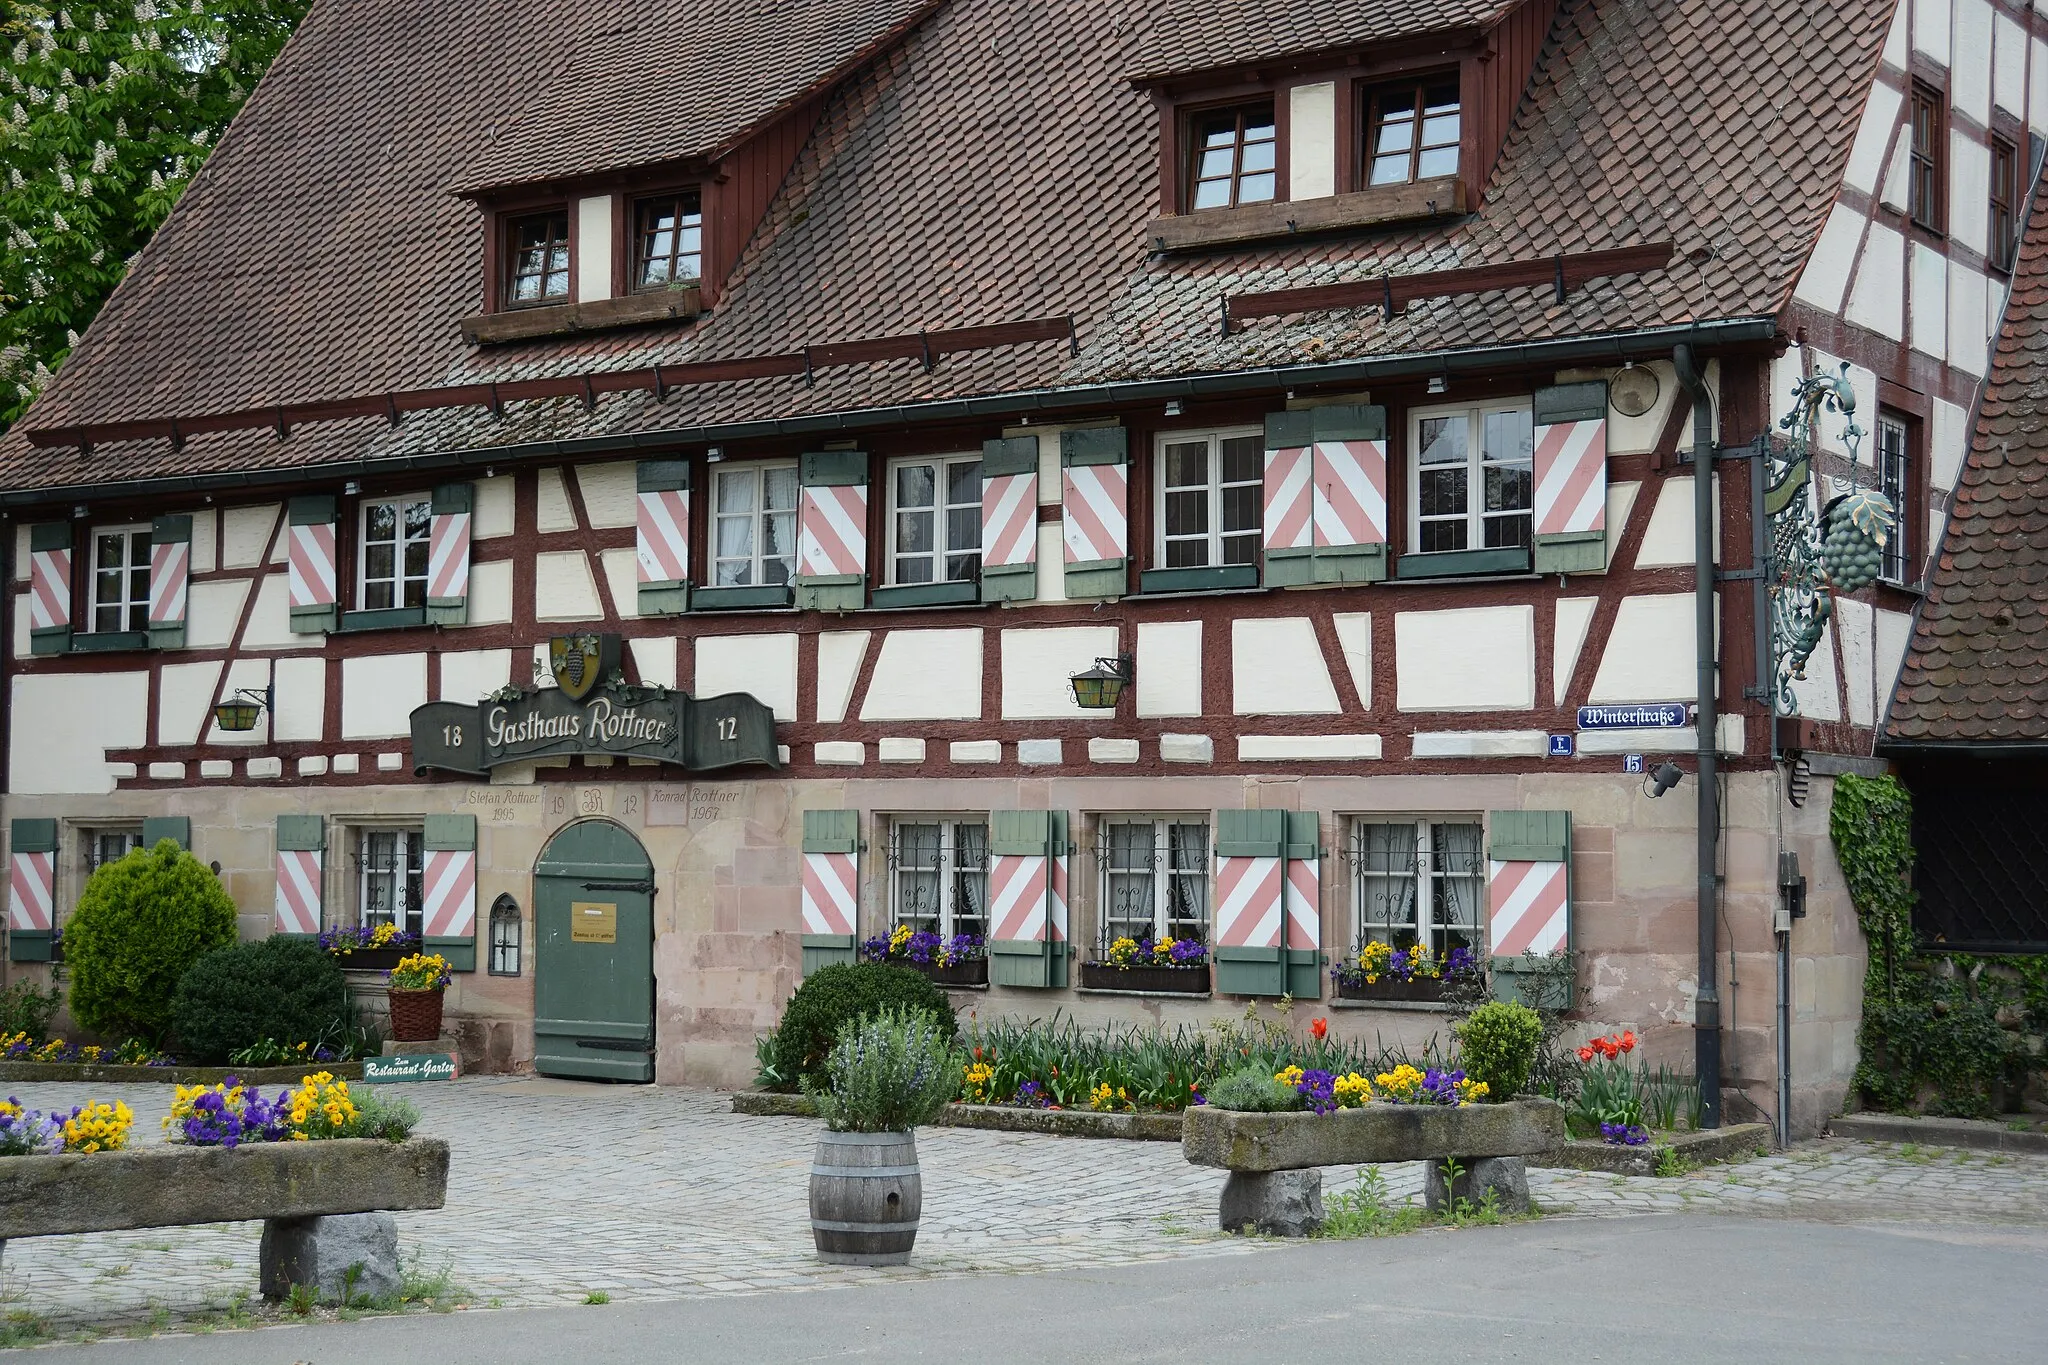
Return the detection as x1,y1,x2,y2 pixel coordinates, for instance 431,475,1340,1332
1673,343,1723,1129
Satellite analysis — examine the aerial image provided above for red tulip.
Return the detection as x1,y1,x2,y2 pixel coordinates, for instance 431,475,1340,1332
1310,1018,1329,1041
1577,1046,1596,1063
1619,1030,1637,1053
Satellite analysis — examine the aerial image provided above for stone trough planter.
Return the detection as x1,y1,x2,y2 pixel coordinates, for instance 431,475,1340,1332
0,1060,365,1087
0,1137,449,1301
1182,1099,1566,1236
1530,1122,1773,1176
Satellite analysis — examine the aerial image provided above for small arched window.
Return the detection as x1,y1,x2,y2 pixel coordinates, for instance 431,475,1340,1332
488,893,522,977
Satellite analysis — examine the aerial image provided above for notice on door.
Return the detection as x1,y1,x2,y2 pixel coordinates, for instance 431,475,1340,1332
571,901,618,943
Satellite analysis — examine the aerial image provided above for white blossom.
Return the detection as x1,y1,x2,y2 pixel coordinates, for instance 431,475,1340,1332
89,248,104,264
50,211,68,232
95,11,108,30
92,142,111,174
8,105,24,128
149,168,164,190
107,60,126,80
134,1,159,20
65,330,80,348
53,92,68,114
115,116,127,137
57,9,71,29
11,40,27,65
58,170,74,193
78,177,92,197
147,28,162,51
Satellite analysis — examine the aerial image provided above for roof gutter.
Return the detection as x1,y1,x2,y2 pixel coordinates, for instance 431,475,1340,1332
0,316,1780,510
1873,740,2048,759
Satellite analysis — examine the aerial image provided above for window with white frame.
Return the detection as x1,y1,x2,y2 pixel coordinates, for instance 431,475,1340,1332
887,455,982,585
1350,819,1484,956
888,819,989,938
89,526,151,633
359,495,432,611
81,827,142,876
1410,402,1534,555
1157,430,1261,569
712,462,799,587
357,828,424,937
1877,412,1912,586
1098,817,1209,949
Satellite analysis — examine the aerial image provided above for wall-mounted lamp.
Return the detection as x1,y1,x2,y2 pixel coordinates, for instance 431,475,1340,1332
72,504,88,519
1069,654,1133,710
342,480,362,496
213,683,274,733
1163,400,1183,417
1426,376,1448,395
1645,760,1684,798
706,446,724,462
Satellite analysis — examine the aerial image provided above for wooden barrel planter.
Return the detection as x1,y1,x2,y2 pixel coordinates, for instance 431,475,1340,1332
809,1130,922,1265
386,988,445,1042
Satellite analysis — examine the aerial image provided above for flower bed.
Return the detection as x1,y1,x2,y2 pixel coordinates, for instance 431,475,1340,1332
319,924,422,970
859,926,986,972
1,1032,174,1067
1182,1096,1567,1172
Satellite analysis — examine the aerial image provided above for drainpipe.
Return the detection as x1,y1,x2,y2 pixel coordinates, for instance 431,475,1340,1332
1673,344,1722,1129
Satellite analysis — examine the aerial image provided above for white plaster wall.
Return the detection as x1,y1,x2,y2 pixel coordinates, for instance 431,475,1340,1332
1000,625,1119,719
1997,13,2027,120
2033,38,2048,138
1809,351,1879,466
10,592,28,660
1573,361,1677,456
1287,81,1337,199
533,551,603,621
1793,204,1864,315
1634,475,1721,568
440,649,513,703
157,660,224,746
468,560,515,626
1786,626,1842,722
473,475,516,539
1948,259,1990,376
1885,0,1909,67
1952,0,1993,127
239,573,319,650
1930,398,1969,491
189,510,217,574
1874,607,1914,721
1136,620,1202,717
11,526,27,581
1915,0,1951,65
220,504,279,569
205,658,274,745
1879,139,1910,214
185,579,248,651
1553,597,1597,705
1589,594,1715,703
598,548,639,619
860,629,983,721
630,636,677,690
536,468,577,533
1910,241,1949,358
1232,617,1340,715
8,671,148,794
574,195,612,304
1607,482,1641,548
1846,223,1904,340
1837,596,1878,727
1394,606,1534,712
272,655,326,741
815,631,870,723
341,653,427,739
576,462,638,529
697,633,798,721
1843,88,1901,196
1949,132,1991,261
1331,613,1371,710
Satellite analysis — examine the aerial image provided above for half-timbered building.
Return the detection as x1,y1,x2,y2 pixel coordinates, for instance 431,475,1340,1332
1,0,2036,1132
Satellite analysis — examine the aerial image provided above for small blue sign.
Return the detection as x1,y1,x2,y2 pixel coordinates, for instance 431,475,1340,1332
1547,734,1575,758
1577,703,1689,731
1624,754,1645,774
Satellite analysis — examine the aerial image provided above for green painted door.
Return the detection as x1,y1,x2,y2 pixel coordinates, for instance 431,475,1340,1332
534,819,656,1082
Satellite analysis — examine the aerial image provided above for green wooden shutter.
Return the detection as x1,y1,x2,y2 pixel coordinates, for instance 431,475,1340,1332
988,810,1070,988
1310,404,1388,584
636,459,692,617
1531,382,1609,575
424,813,478,972
148,514,192,648
426,483,472,625
1213,811,1323,997
800,809,861,974
793,452,869,612
1060,426,1127,598
276,814,325,851
27,523,72,656
141,816,190,851
1486,809,1575,1008
287,494,339,634
7,819,57,962
980,436,1040,604
1261,411,1318,587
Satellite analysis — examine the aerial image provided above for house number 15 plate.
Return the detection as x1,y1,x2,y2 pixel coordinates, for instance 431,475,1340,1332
571,902,618,944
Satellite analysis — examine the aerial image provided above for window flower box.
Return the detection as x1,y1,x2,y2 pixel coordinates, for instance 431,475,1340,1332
1334,975,1446,1003
1079,962,1211,994
902,957,988,988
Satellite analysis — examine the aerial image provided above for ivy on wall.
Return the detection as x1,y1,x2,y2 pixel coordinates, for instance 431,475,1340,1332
1831,773,2048,1118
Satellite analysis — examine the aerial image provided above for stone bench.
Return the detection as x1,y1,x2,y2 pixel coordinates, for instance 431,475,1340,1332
1182,1099,1566,1235
0,1137,450,1300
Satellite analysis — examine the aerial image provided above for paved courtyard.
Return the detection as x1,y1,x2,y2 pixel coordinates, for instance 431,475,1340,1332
4,1076,2047,1334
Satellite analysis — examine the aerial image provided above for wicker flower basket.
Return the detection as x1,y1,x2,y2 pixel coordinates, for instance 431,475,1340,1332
386,988,445,1042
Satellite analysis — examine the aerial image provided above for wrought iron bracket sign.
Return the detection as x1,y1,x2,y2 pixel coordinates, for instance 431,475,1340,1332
409,636,779,775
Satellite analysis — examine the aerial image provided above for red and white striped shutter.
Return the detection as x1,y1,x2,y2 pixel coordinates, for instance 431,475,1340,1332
26,524,72,654
422,848,477,938
981,463,1037,571
635,459,691,616
1284,846,1319,952
8,831,53,933
427,484,471,622
1312,438,1388,548
286,495,338,633
1215,853,1284,950
1532,382,1609,571
801,850,857,936
1060,461,1127,565
274,815,324,935
988,849,1048,942
794,453,869,611
1263,442,1314,551
1487,811,1572,958
1049,834,1069,945
147,514,191,645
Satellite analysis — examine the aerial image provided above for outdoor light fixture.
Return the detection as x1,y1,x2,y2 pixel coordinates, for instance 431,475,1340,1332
705,445,724,461
342,480,361,495
1427,376,1448,395
1069,655,1133,710
213,683,274,733
1163,400,1183,417
1645,761,1684,798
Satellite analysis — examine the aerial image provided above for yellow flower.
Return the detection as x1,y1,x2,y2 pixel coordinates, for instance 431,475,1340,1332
1274,1065,1305,1087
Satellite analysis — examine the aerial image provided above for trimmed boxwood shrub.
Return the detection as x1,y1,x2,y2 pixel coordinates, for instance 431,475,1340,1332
1454,1000,1545,1102
768,963,958,1088
171,936,351,1064
64,838,238,1046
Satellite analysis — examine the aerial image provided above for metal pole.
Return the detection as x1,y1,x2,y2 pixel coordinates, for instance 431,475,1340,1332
1674,344,1723,1129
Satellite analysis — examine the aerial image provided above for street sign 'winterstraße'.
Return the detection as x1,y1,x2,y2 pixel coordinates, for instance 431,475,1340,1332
1576,703,1689,730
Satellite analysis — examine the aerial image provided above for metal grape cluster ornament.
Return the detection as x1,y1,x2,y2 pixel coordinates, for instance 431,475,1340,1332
1768,365,1896,714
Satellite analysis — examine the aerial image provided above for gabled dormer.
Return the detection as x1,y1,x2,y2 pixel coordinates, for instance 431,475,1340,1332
451,0,947,344
1131,0,1559,250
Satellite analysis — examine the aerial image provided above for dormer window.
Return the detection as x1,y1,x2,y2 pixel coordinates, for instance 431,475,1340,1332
1364,78,1460,187
506,210,571,306
634,191,703,290
1187,102,1276,210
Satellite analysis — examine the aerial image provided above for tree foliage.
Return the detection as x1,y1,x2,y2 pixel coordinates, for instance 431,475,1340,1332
0,0,307,426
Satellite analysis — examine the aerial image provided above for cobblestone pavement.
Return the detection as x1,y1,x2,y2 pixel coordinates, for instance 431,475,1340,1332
4,1076,2046,1332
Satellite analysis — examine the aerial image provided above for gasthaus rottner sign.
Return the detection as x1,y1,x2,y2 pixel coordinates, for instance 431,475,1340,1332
407,633,779,776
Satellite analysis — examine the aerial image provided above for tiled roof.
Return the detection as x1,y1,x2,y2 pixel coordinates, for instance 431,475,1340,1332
2,0,1895,496
1883,173,2048,747
449,0,943,195
1128,0,1520,83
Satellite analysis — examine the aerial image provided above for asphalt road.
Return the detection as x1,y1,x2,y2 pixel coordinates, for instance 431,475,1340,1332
34,1214,2047,1364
